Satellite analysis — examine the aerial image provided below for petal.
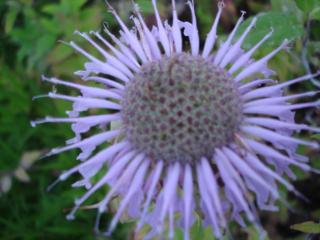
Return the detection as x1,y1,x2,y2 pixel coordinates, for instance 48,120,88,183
183,164,193,240
83,76,125,90
45,129,121,159
103,27,141,69
244,91,319,106
196,163,221,237
202,1,224,58
201,158,226,227
219,17,257,68
244,138,312,171
187,1,200,56
152,0,171,56
242,125,319,148
40,76,122,100
229,29,273,74
244,101,320,116
107,160,150,235
243,74,320,101
234,39,288,82
214,11,247,65
46,92,122,110
75,31,134,78
68,41,130,82
137,160,164,229
215,149,255,221
171,0,183,53
98,153,145,213
134,5,162,59
223,147,279,199
106,2,148,63
244,117,320,133
93,31,140,72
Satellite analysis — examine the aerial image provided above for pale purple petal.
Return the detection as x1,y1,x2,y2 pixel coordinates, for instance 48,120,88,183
235,39,288,82
214,11,247,65
229,29,273,74
202,1,224,58
158,162,180,232
93,31,140,72
106,2,148,63
244,117,320,133
183,164,193,240
103,28,141,69
244,101,320,116
107,160,150,235
152,0,171,56
98,153,145,213
196,163,221,237
134,5,162,59
68,41,130,82
244,138,312,171
45,129,121,159
222,148,279,199
171,0,183,53
215,149,255,221
187,1,200,56
40,76,122,100
201,158,226,227
137,160,164,229
75,31,134,78
83,76,125,90
241,125,319,148
46,92,121,111
219,17,257,67
244,91,319,106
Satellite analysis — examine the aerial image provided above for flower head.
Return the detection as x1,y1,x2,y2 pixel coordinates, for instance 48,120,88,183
32,0,320,239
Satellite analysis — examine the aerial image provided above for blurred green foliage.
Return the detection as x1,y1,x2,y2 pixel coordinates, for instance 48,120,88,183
0,0,320,239
291,221,320,234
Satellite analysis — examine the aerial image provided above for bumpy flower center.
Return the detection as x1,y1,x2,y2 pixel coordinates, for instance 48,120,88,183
121,53,242,163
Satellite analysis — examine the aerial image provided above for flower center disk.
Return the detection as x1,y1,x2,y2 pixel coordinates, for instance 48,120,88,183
121,53,242,163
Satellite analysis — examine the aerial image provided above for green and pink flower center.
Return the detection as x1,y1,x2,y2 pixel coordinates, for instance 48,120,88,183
122,53,243,163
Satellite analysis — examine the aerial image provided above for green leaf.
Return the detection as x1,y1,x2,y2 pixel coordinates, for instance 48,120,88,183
295,0,320,13
291,221,320,234
272,0,302,15
311,7,320,19
61,0,87,14
36,34,57,57
4,7,19,33
236,12,304,50
247,225,270,240
136,0,154,13
312,134,320,139
196,0,214,39
42,4,60,15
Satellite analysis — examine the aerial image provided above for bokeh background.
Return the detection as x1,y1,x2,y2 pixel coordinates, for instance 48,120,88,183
0,0,320,239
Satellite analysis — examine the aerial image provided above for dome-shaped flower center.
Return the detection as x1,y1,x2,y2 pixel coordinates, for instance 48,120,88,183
121,53,242,163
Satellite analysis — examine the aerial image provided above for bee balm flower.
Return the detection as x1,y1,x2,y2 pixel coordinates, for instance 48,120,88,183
32,0,320,239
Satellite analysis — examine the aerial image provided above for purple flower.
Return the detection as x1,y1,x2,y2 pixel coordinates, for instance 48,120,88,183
32,1,320,239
